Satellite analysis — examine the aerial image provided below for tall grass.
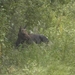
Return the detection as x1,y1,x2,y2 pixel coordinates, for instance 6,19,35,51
1,1,75,75
1,24,75,75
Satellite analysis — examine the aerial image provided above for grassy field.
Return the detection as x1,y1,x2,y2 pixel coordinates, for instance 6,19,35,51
1,44,75,75
1,1,75,75
1,25,75,75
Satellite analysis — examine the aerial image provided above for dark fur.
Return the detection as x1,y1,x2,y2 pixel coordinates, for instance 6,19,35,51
15,26,49,47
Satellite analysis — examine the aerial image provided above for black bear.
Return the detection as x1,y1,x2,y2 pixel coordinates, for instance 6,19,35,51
15,26,49,47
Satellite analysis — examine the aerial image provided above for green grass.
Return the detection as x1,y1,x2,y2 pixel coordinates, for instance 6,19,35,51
1,21,75,75
1,38,75,75
1,1,75,75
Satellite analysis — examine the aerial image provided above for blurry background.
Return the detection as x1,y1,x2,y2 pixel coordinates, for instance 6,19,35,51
0,0,75,75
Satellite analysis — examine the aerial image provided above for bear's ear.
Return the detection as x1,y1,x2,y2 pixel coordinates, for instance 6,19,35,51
19,26,22,32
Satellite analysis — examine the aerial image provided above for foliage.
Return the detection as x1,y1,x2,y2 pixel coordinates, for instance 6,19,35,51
0,0,75,75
